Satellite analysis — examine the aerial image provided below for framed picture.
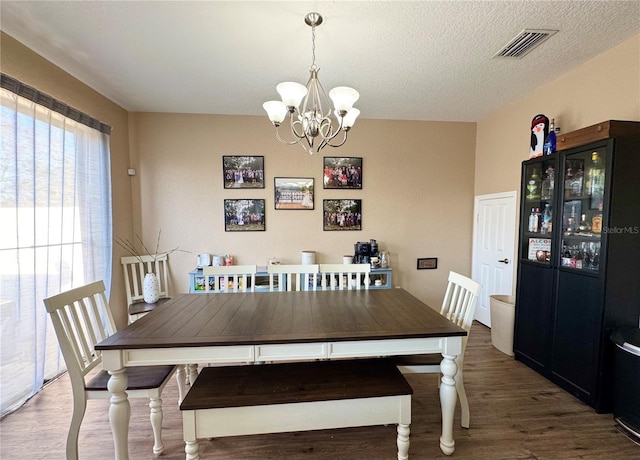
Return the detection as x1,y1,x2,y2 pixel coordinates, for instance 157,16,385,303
274,177,314,210
323,157,362,189
417,258,438,270
323,199,362,231
223,155,265,189
224,199,265,231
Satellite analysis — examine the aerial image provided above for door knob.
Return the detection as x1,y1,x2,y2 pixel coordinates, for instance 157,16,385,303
498,258,510,264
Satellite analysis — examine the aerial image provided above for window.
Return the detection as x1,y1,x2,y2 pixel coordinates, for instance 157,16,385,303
0,80,112,417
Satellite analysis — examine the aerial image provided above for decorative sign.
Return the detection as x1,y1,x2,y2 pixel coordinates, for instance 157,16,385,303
528,238,551,261
417,258,438,270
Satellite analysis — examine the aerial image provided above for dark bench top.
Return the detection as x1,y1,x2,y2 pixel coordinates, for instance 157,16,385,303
180,358,412,411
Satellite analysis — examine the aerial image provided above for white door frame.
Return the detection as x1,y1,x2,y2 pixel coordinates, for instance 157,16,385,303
471,191,518,327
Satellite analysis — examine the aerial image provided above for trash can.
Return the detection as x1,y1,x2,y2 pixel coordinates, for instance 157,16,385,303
489,295,516,356
611,327,640,442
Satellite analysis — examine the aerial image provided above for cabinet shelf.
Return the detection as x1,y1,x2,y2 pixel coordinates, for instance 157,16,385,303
563,194,592,201
562,232,601,240
523,231,553,238
519,258,551,267
557,265,600,276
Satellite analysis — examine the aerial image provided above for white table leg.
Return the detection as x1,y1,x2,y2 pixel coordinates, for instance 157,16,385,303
439,353,458,455
187,363,198,385
397,423,410,460
176,365,187,404
107,368,130,460
185,440,200,460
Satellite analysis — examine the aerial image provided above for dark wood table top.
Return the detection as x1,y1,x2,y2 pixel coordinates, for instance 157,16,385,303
96,288,466,350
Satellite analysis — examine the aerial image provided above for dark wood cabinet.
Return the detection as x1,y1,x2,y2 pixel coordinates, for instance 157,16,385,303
515,121,640,413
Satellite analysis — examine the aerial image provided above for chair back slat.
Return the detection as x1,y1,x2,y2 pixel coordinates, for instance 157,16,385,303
121,254,170,305
440,271,481,350
319,264,371,290
43,281,115,381
203,265,257,293
267,264,319,291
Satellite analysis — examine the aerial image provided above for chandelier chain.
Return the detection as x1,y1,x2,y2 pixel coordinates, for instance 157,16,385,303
310,23,317,70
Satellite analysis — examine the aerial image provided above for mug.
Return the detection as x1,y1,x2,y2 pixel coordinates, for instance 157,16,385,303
197,253,211,267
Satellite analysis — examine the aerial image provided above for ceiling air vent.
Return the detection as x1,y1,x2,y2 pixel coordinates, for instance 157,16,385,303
494,29,558,58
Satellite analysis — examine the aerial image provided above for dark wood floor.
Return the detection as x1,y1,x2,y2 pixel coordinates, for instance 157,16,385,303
1,322,638,459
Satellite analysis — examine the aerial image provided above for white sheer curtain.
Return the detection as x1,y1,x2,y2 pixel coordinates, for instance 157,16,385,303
0,87,112,417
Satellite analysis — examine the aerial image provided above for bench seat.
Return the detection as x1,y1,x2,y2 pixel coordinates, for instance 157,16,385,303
180,358,412,459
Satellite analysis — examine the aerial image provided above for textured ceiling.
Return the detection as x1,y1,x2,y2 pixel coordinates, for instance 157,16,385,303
1,1,639,122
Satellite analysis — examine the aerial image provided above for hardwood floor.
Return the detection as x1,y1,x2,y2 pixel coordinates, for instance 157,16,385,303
1,321,638,459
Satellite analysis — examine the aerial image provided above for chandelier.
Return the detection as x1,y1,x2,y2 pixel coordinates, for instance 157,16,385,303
263,12,360,155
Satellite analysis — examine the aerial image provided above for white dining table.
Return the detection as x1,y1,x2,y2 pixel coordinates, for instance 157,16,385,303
96,288,466,458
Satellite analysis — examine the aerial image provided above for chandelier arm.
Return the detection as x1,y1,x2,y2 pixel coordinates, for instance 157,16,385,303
291,117,319,154
298,141,313,155
318,116,333,136
318,129,348,151
274,126,303,146
290,118,308,141
318,115,346,146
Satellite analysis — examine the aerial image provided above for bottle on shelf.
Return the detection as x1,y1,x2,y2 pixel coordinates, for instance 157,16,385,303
526,168,541,199
592,202,603,234
528,207,540,233
561,245,572,267
565,166,573,197
578,214,591,234
591,244,600,269
540,166,555,200
588,151,605,208
566,204,577,234
572,166,584,196
581,242,592,268
541,204,552,234
574,247,584,269
543,118,557,155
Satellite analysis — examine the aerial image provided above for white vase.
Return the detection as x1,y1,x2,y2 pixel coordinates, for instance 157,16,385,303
143,272,160,303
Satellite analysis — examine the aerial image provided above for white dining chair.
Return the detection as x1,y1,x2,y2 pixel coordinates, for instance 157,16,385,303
43,280,186,459
121,254,171,323
267,264,320,291
319,263,371,290
395,271,481,429
202,265,257,293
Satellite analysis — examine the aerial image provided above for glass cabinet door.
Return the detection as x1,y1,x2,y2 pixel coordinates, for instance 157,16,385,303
559,147,605,272
521,158,555,264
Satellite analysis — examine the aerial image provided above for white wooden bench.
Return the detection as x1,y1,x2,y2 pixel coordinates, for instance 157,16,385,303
180,359,413,459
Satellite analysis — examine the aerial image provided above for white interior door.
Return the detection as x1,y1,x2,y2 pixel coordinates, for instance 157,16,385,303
472,192,517,327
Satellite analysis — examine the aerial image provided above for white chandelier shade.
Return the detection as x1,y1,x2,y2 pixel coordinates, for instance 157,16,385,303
276,82,308,108
329,87,359,113
263,12,360,155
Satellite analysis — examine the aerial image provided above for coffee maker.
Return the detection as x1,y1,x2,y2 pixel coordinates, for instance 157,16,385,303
354,239,378,264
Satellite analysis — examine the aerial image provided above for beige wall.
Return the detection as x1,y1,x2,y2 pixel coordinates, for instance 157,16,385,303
1,32,133,326
129,113,477,310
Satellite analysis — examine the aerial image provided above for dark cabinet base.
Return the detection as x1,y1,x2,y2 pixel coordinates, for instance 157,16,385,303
514,262,554,374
